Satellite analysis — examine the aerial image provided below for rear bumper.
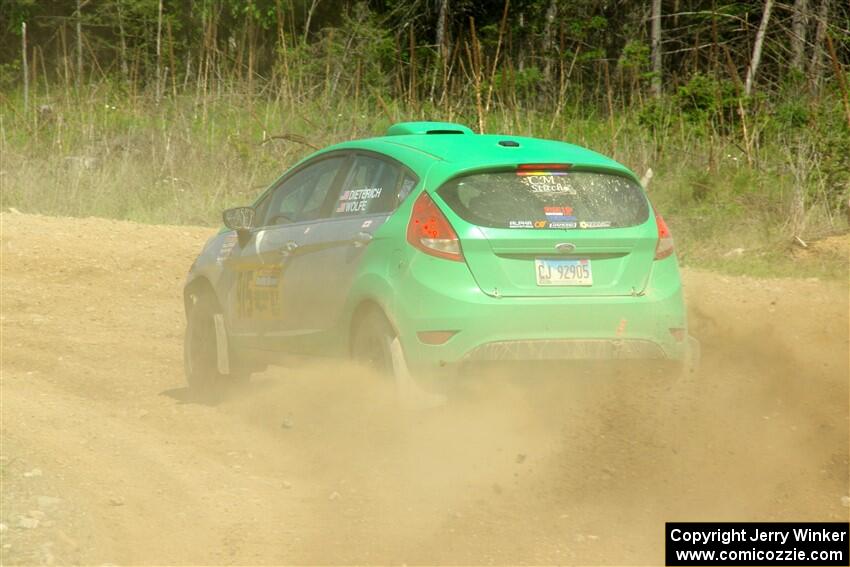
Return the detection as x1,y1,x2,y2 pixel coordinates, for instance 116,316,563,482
462,338,667,362
390,253,689,375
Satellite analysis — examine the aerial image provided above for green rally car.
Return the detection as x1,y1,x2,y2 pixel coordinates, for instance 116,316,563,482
183,121,698,396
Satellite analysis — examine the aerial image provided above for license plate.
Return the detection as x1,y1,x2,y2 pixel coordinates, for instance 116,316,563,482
535,258,593,286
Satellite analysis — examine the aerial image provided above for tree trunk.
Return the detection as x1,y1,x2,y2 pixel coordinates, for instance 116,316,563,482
651,0,662,98
517,12,525,72
117,2,129,80
22,22,28,113
744,0,774,97
303,0,321,44
156,0,163,101
808,0,829,91
436,0,448,60
790,0,808,72
825,33,850,129
542,0,557,81
75,0,83,87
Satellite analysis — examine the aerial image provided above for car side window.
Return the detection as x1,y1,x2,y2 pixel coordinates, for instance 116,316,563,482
262,156,345,226
331,155,402,217
398,171,418,202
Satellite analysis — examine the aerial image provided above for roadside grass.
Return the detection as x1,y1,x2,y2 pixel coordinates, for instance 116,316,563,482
1,86,847,279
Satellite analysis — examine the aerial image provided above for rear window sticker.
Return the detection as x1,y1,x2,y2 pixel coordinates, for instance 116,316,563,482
543,206,576,221
509,220,534,229
518,174,577,194
579,221,612,228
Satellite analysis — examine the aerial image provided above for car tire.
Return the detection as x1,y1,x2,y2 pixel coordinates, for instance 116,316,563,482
352,309,447,408
184,291,248,400
351,310,396,376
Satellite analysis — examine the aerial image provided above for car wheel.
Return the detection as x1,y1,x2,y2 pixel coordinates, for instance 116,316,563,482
184,292,247,399
352,310,447,408
352,310,396,376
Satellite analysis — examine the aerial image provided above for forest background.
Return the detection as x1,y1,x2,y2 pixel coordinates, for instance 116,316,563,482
1,0,848,276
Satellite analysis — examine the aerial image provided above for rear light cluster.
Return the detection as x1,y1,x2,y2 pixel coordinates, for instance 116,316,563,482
654,212,674,260
517,163,572,171
416,330,458,345
406,192,464,261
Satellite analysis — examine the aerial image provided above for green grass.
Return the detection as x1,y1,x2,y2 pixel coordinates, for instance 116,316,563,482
1,84,847,279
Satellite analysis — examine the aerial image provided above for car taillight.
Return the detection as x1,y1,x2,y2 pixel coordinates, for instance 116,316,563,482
406,192,463,261
654,212,674,260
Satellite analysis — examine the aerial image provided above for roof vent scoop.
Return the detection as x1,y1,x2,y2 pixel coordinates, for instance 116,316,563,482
386,121,474,136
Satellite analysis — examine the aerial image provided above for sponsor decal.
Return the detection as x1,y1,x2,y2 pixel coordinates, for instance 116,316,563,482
579,221,612,228
509,220,534,229
216,233,238,265
336,200,369,213
254,273,279,287
534,220,548,228
235,265,282,320
543,206,576,221
361,219,373,228
548,221,578,229
518,174,576,194
336,186,383,214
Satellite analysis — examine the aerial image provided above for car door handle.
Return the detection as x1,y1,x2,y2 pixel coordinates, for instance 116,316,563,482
280,240,299,256
352,232,373,247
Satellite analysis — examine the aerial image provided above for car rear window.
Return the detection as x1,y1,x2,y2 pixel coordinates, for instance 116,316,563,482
437,170,649,229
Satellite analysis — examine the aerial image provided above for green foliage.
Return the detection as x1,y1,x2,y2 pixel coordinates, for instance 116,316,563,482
0,0,848,280
618,40,649,72
0,60,21,90
774,100,809,130
675,73,738,122
2,0,37,34
493,66,543,98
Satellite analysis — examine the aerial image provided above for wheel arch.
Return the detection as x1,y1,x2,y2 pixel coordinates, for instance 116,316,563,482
348,299,398,357
183,276,221,316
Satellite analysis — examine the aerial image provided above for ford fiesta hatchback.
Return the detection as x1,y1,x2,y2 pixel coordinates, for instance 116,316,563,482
183,121,698,396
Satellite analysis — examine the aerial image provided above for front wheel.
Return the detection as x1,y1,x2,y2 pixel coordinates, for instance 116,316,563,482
184,292,248,400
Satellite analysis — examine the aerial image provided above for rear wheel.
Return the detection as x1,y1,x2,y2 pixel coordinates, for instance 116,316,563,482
351,310,396,376
184,292,248,400
351,309,446,408
657,338,701,410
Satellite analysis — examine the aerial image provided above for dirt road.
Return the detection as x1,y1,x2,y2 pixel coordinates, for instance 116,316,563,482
2,212,848,565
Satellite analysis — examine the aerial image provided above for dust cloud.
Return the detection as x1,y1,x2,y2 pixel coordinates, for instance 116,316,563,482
1,213,847,565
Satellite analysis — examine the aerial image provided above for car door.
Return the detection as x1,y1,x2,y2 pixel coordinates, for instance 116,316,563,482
224,154,349,350
275,152,417,351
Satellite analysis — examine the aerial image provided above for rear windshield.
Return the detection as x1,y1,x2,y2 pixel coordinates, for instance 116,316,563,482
437,170,649,230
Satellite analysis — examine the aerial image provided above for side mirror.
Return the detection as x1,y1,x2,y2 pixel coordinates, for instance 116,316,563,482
222,207,255,246
222,207,255,232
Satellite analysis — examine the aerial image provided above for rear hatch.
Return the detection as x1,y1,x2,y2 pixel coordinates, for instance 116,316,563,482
436,167,658,297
